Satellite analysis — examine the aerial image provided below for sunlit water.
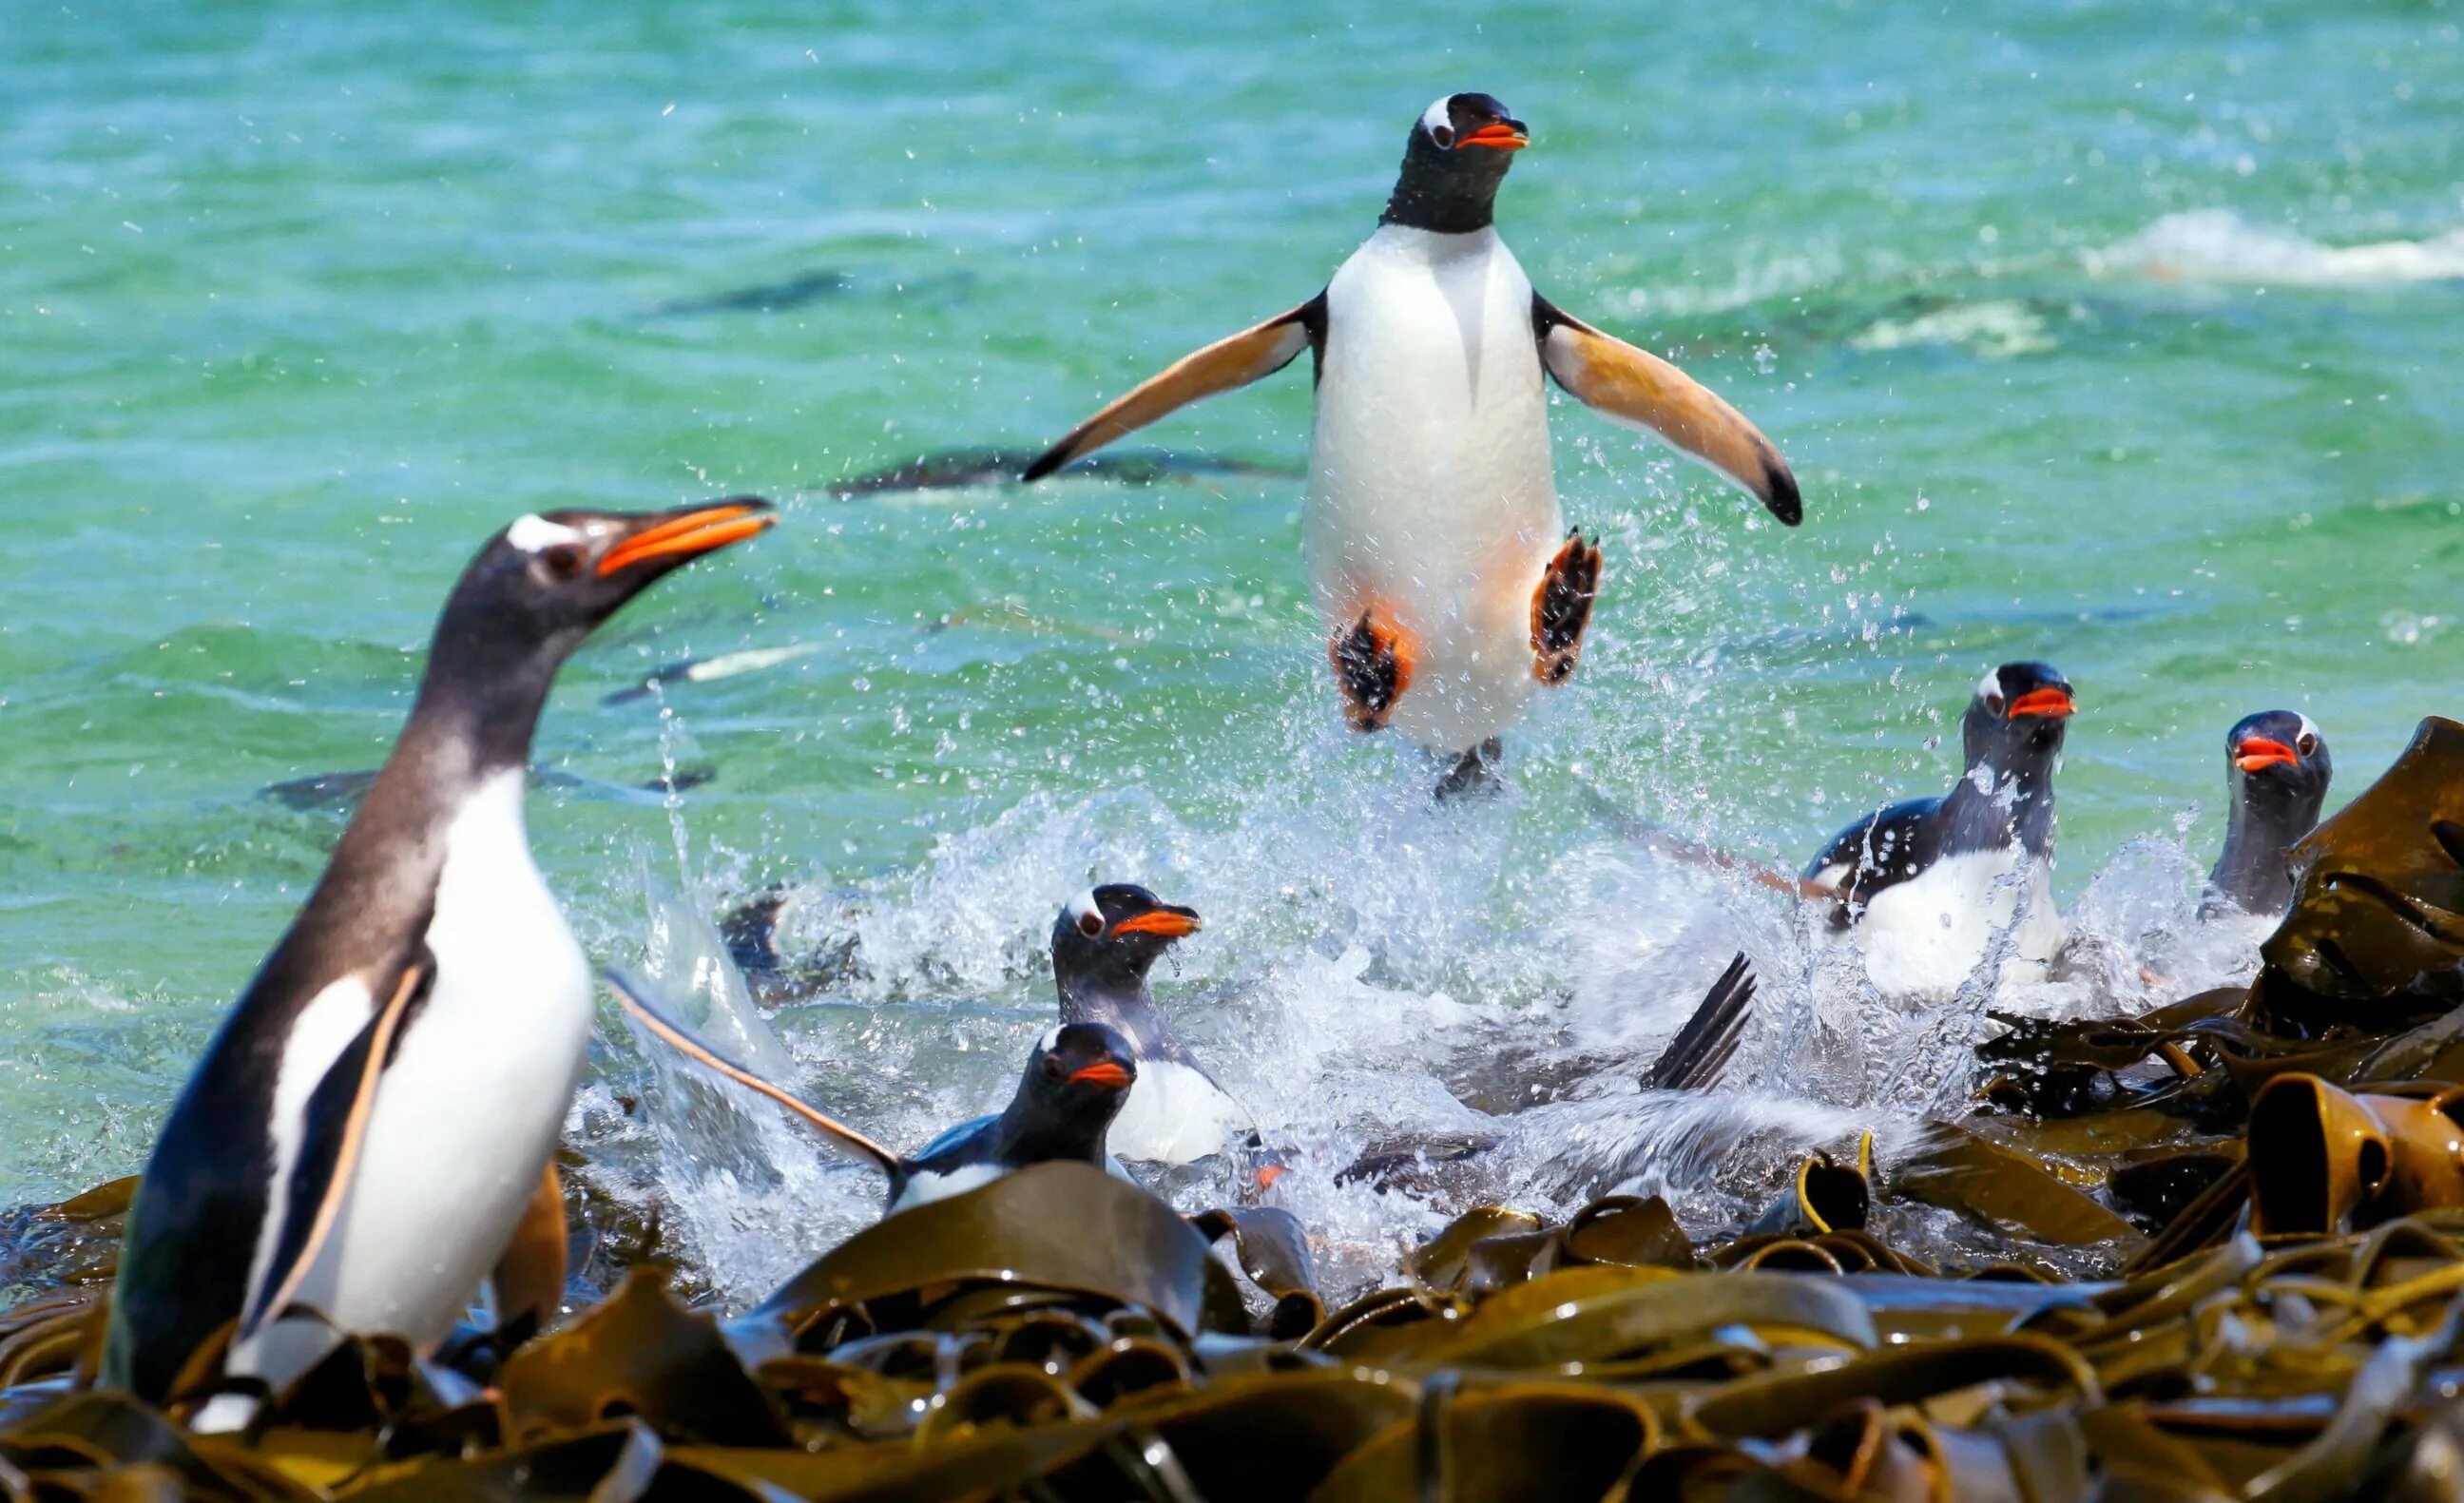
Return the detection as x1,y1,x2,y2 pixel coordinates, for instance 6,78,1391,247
2,2,2460,1303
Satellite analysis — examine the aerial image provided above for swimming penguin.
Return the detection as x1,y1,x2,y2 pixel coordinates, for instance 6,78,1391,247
1020,93,1800,789
606,972,1138,1215
2204,709,2332,917
104,501,777,1416
1052,885,1259,1166
1805,663,2075,995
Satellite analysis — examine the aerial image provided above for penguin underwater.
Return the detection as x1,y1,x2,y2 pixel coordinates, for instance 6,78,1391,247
103,500,778,1417
1021,92,1800,789
1051,884,1263,1169
2204,708,2331,918
1805,662,2074,995
606,972,1139,1215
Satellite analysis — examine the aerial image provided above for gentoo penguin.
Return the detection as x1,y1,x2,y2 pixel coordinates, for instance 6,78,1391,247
1052,885,1258,1166
103,500,777,1416
1805,663,2075,995
1020,93,1800,788
2204,709,2332,917
606,972,1136,1214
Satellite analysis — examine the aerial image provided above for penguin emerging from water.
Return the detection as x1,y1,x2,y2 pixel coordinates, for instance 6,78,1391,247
1020,93,1800,791
1805,663,2075,995
606,973,1138,1215
104,501,777,1417
1052,885,1260,1166
2204,709,2332,917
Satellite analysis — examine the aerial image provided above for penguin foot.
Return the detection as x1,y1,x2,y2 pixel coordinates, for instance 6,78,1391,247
1531,528,1604,684
1434,739,1505,801
1329,612,1413,732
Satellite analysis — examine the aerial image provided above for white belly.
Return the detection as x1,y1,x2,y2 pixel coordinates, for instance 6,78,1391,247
231,772,590,1390
1107,1058,1256,1166
890,1154,1141,1216
1309,224,1560,752
1852,849,2065,997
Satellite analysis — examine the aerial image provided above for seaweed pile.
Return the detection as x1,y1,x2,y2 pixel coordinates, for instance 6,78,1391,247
3,721,2463,1500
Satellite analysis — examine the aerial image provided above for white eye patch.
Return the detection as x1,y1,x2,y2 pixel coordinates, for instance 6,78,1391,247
1065,888,1103,935
1419,95,1456,140
1035,1025,1062,1054
505,514,586,554
1975,667,2005,703
2295,713,2320,749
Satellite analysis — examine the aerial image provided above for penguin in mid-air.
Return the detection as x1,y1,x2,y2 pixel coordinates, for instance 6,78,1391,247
104,500,778,1419
1805,663,2075,994
1052,885,1261,1166
1021,93,1800,792
607,973,1138,1215
2204,709,2332,917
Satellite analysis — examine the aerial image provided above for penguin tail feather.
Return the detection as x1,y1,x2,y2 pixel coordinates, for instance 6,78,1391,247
601,968,901,1177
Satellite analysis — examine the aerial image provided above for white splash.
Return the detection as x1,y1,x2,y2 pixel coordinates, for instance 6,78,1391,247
2089,210,2464,286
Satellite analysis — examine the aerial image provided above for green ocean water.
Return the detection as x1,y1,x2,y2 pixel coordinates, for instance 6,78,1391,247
2,1,2460,1265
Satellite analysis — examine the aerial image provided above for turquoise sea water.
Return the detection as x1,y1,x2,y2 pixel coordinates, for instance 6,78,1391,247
3,2,2460,1281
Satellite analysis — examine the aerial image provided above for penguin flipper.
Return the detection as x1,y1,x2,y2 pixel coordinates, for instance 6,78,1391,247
601,969,902,1178
1021,295,1326,482
239,956,433,1343
1530,528,1604,684
489,1162,568,1336
1532,295,1801,526
1642,953,1757,1092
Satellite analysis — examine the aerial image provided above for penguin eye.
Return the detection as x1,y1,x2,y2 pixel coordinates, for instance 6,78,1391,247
1983,691,2007,717
538,543,586,581
2298,732,2318,757
1078,912,1105,938
1430,123,1456,149
1042,1054,1065,1078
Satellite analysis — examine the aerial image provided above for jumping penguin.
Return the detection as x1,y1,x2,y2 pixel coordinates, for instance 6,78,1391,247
1052,885,1259,1166
2204,709,2332,917
1021,92,1800,791
103,501,778,1419
607,972,1139,1216
1805,663,2074,995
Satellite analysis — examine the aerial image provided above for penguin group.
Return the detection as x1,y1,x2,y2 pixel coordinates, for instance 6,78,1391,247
88,91,2358,1428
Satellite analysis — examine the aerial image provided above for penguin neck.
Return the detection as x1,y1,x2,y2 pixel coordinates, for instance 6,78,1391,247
2209,781,2317,914
1942,757,2057,859
1056,963,1183,1062
993,1095,1111,1170
1380,153,1509,235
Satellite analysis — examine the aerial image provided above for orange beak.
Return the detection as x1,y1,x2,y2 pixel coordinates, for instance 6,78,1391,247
1068,1060,1133,1090
2007,686,2075,720
1459,121,1529,151
1109,907,1203,939
597,500,776,577
2235,737,2299,773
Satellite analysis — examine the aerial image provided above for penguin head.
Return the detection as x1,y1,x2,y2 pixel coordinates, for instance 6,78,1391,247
1051,883,1203,995
1961,662,2074,777
1022,1021,1138,1136
1382,92,1529,234
2226,708,2332,815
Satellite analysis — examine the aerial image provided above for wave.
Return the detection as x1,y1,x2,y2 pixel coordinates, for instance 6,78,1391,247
2089,210,2464,286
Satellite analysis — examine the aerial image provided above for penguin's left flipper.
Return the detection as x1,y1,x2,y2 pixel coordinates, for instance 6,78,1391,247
1533,295,1801,526
1531,528,1604,684
239,957,433,1342
1022,295,1327,481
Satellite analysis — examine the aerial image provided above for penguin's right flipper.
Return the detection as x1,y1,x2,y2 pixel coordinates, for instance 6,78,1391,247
1641,953,1756,1092
1532,295,1800,526
1022,295,1326,481
1531,528,1603,684
601,969,902,1177
240,956,433,1342
1329,611,1415,732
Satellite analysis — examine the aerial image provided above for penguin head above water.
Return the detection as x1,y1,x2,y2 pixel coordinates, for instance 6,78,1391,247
2225,708,2332,813
1011,1021,1140,1149
1382,92,1530,235
418,500,775,765
1960,662,2075,783
1051,884,1203,1012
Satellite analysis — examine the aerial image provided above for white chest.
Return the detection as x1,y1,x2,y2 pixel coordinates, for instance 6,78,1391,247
1852,848,2065,996
1107,1058,1255,1166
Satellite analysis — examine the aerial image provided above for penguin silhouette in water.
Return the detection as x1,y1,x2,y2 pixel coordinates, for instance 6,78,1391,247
2204,709,2332,918
1805,663,2074,995
1021,93,1798,794
606,972,1138,1215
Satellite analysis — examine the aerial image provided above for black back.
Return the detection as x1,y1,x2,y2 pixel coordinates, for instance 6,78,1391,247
2207,709,2332,916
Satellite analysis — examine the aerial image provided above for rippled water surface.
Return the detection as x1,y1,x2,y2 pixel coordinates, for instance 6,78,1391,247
3,1,2460,1293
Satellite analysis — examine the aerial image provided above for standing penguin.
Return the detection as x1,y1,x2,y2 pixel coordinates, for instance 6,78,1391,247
1051,885,1258,1166
1805,663,2074,995
104,501,776,1417
606,972,1138,1215
1022,93,1800,789
2204,710,2332,917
